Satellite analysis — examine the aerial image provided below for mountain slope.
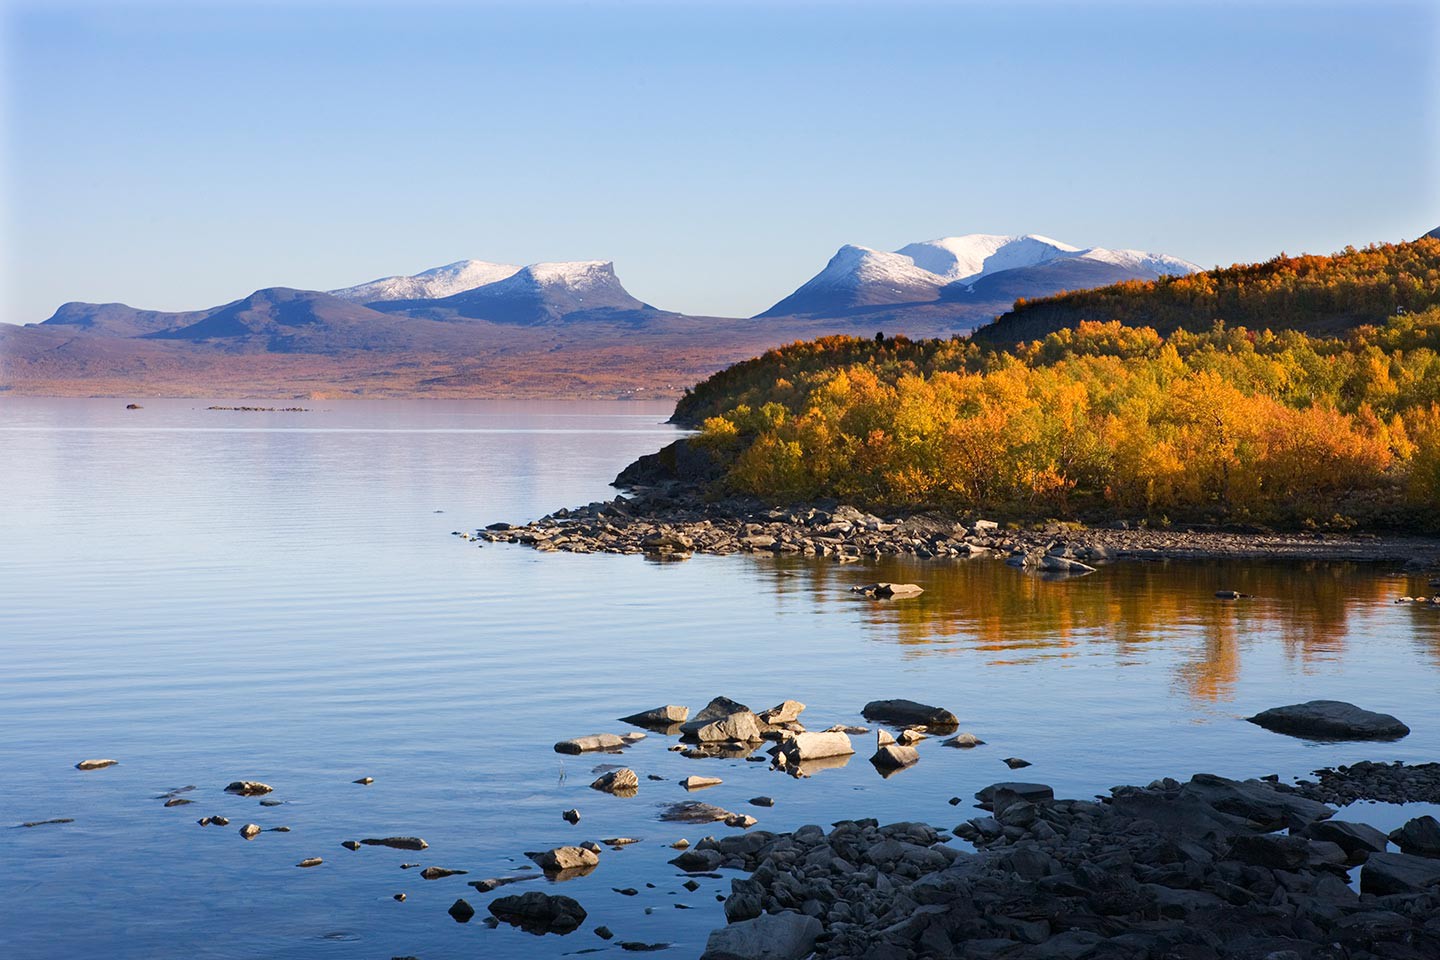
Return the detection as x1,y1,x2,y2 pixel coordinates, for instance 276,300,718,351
760,233,1198,319
756,245,944,317
375,260,664,325
329,259,521,302
972,237,1440,345
41,301,210,337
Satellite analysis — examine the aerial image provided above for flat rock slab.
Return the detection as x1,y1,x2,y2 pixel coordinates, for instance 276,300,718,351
701,910,822,960
1361,851,1440,895
555,733,627,754
75,759,118,771
777,731,854,762
1246,700,1410,741
661,801,737,824
862,699,958,730
682,776,723,790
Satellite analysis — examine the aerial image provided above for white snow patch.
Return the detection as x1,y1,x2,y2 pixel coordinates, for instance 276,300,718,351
330,260,521,302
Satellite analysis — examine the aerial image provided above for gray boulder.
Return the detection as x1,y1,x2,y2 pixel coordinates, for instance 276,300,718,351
1390,815,1440,858
1246,700,1410,741
1360,851,1440,895
1301,819,1390,861
701,911,823,960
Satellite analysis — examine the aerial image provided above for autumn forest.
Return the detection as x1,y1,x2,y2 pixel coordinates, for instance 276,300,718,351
675,237,1440,529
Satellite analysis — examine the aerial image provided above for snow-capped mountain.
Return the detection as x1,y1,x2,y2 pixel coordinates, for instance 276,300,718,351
371,260,661,325
760,234,1199,317
760,245,946,317
330,259,521,303
897,234,1082,283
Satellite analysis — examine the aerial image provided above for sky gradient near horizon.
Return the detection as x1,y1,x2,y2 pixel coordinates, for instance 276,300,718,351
3,0,1437,323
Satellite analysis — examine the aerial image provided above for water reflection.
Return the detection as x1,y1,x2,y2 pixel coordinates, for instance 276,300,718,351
749,556,1438,703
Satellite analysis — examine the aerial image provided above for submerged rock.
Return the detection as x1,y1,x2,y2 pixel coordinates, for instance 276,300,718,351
1247,700,1410,741
850,582,924,599
942,733,985,748
420,866,468,880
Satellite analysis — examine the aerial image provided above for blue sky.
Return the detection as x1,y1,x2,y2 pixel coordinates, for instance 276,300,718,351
4,0,1436,322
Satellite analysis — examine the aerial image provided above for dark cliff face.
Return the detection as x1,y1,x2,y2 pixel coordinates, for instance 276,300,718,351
613,438,726,489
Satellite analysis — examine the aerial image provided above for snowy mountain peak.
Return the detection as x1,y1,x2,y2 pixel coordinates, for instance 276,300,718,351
1076,248,1202,275
330,259,522,303
897,234,1082,283
759,231,1198,317
518,260,618,290
813,246,939,289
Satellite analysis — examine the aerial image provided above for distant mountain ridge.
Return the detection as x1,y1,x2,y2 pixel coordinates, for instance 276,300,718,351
371,260,663,325
329,259,521,302
759,233,1200,318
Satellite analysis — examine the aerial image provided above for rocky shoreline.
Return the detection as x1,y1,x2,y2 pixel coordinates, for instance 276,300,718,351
697,764,1440,960
473,489,1440,572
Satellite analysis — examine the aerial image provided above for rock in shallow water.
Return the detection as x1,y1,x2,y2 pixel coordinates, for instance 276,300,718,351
74,759,118,771
554,733,627,754
590,768,639,795
224,780,274,796
360,836,428,851
1246,700,1410,741
618,705,689,728
527,845,599,873
487,891,587,934
861,698,958,730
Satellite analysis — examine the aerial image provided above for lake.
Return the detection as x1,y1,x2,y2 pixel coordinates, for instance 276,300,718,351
2,398,1437,959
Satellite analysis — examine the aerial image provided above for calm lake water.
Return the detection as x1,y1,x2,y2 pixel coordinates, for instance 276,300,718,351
2,398,1438,959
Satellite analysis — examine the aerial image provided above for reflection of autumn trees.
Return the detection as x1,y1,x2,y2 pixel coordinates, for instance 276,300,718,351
766,558,1411,703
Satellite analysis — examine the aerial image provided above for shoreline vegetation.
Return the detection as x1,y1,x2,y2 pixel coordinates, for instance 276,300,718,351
663,238,1440,535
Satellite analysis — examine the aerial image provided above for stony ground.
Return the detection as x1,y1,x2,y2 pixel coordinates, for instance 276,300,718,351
476,491,1440,571
695,768,1440,960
